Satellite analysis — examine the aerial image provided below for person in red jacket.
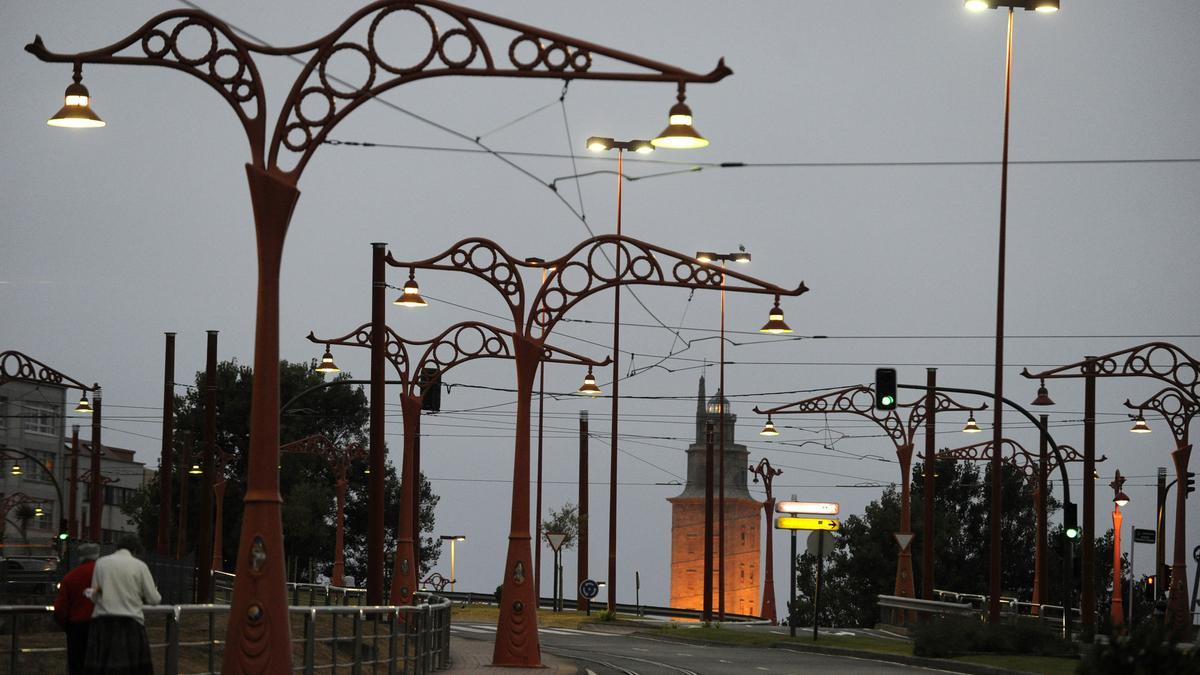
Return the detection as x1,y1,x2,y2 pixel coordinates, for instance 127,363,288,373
54,543,100,675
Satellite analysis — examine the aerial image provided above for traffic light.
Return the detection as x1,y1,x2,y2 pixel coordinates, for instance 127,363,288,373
1144,575,1156,602
1186,471,1196,496
874,368,897,410
1064,502,1080,539
57,517,69,542
418,366,441,413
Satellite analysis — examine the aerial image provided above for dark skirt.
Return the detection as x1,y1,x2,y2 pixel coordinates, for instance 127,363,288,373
84,616,153,675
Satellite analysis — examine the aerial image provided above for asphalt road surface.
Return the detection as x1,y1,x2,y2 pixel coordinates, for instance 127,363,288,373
450,623,939,674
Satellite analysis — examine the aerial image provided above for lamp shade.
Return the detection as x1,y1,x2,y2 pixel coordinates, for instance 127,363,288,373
759,299,793,334
74,393,94,414
651,96,708,149
1031,381,1055,406
315,348,340,373
1113,491,1130,507
759,417,780,437
394,275,427,307
10,463,22,476
1129,415,1151,434
47,81,105,128
962,414,982,433
188,463,203,476
577,367,602,396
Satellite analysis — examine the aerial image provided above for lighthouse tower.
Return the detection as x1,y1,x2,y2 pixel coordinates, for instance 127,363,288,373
666,375,761,615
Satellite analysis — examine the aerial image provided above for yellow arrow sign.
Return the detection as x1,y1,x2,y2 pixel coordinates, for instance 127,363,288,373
775,516,840,531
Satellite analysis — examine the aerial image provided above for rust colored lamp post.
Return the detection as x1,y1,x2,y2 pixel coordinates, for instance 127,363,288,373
27,6,730,670
310,315,607,612
76,469,116,542
748,456,782,623
211,446,236,574
755,386,983,608
963,0,1058,623
937,437,1097,614
1109,470,1129,631
1123,385,1197,639
390,234,803,665
1025,342,1200,639
279,435,364,587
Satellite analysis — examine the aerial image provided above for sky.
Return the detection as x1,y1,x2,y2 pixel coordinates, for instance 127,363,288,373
2,1,1198,609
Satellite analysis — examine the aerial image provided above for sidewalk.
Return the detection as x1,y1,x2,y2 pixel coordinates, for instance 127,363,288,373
445,636,577,674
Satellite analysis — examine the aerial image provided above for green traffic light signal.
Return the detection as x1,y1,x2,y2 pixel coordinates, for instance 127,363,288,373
57,531,69,541
1063,502,1080,539
1065,526,1080,539
874,368,898,411
880,394,895,407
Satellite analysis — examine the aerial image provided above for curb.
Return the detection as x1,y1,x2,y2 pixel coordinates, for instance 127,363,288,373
630,630,1062,675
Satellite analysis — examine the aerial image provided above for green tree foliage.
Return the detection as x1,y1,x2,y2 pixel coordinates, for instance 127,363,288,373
121,359,441,582
790,458,1117,628
540,502,580,551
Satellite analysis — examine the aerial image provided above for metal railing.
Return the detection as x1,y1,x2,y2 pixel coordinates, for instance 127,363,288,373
212,571,369,608
0,594,450,674
932,589,1084,626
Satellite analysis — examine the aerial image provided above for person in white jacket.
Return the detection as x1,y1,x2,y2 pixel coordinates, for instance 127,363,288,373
85,533,161,675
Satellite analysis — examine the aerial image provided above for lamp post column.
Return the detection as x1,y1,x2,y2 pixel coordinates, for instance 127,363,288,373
89,387,103,542
176,437,191,560
922,368,936,600
389,394,422,606
895,443,916,608
1081,359,1097,637
988,6,1015,625
1034,415,1049,614
493,337,543,666
607,148,624,615
703,422,715,622
158,332,175,555
69,425,79,539
213,475,227,573
1167,439,1192,639
577,410,589,610
197,330,217,602
368,242,387,605
718,261,727,621
332,475,347,587
1111,501,1124,629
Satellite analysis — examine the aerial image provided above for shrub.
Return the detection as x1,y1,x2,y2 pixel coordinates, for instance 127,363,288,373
1079,623,1200,674
913,617,1072,658
597,609,617,622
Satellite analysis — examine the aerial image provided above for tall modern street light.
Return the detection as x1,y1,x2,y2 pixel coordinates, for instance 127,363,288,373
440,535,466,592
696,248,751,618
963,0,1059,624
586,122,706,617
28,6,731,669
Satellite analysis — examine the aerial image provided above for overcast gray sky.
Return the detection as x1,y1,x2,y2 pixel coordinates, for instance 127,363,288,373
3,1,1198,607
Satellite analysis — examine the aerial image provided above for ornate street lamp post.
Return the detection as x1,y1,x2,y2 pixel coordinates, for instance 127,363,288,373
279,435,363,587
748,456,782,623
310,314,606,613
1025,342,1200,639
391,234,803,664
963,0,1059,623
211,446,236,574
1109,470,1129,631
937,437,1096,614
27,5,730,669
755,386,983,612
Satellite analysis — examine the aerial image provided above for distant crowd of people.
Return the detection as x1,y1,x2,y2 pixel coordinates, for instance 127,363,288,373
53,534,161,675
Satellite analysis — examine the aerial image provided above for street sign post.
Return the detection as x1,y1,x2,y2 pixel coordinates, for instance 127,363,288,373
807,530,837,641
775,500,840,639
546,532,567,612
580,578,599,616
1133,528,1156,544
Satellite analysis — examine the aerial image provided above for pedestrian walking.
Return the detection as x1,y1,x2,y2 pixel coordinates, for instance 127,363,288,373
85,534,161,675
54,542,100,674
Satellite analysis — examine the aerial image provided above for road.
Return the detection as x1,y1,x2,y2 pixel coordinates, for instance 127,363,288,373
449,622,938,674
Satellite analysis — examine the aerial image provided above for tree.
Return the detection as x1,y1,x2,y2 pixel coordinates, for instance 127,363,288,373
540,503,581,550
791,458,1070,627
122,358,442,582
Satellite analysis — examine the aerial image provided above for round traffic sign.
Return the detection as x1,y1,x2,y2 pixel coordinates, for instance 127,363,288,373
579,578,599,599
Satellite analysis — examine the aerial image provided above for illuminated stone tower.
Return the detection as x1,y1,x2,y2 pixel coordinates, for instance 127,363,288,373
667,375,761,615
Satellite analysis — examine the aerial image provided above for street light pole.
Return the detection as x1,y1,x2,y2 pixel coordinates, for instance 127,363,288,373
197,330,218,602
749,457,782,623
696,248,751,619
158,332,175,556
965,0,1059,624
88,387,103,542
1110,471,1129,631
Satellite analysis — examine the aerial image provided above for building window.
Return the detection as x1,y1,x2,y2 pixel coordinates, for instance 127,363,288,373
0,396,8,431
24,403,58,437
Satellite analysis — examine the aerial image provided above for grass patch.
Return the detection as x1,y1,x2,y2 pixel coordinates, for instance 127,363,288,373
953,653,1078,675
450,604,630,629
647,625,913,656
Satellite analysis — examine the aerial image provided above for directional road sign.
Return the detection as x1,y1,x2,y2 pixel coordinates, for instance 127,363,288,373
579,579,599,599
777,501,839,515
776,516,839,531
894,533,914,551
1133,528,1156,545
807,530,836,557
